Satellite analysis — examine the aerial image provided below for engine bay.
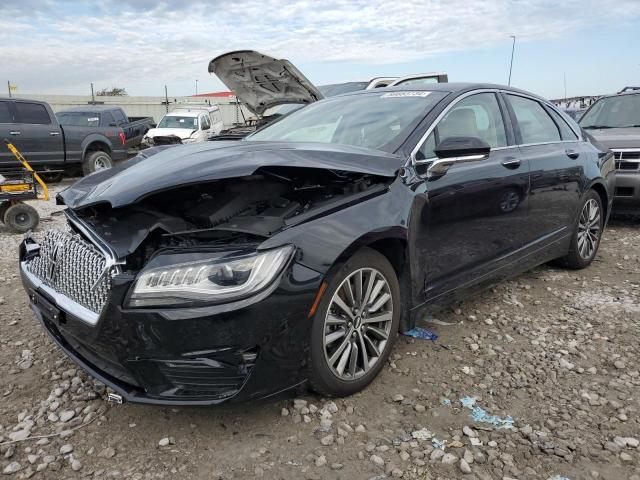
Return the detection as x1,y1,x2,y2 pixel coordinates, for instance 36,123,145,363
72,167,389,270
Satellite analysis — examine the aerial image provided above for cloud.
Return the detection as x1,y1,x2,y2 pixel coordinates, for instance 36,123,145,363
1,0,639,94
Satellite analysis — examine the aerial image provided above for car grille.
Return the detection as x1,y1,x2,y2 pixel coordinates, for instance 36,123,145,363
613,150,640,171
26,230,118,314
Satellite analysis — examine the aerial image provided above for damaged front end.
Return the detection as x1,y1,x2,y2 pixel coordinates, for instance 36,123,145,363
19,144,396,404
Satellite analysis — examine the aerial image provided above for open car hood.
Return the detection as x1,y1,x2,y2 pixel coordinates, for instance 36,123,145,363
208,50,323,116
58,142,400,210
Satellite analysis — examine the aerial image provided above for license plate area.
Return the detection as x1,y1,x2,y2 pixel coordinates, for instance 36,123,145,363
30,290,66,325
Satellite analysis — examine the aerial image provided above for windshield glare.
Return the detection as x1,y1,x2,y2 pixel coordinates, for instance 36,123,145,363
580,94,640,128
57,113,101,127
318,82,369,97
247,91,444,151
158,116,198,129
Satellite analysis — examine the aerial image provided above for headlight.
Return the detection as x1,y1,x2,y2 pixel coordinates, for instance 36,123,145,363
128,246,294,308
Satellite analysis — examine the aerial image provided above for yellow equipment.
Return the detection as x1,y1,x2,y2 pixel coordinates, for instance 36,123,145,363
1,140,49,233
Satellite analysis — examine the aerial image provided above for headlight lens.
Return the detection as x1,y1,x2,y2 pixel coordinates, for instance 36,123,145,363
128,246,294,308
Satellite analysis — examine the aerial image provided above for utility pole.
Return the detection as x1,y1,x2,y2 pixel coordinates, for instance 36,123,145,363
164,85,169,113
195,79,199,96
7,80,11,98
90,82,95,103
508,35,516,86
563,72,567,100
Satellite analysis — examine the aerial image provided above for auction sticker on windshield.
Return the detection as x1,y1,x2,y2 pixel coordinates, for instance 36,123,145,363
381,91,431,98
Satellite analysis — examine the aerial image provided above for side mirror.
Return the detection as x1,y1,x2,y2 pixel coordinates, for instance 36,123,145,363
201,124,210,130
109,122,117,127
426,136,490,177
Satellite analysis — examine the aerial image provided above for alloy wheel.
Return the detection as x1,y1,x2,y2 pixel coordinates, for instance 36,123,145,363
577,198,601,260
323,268,393,381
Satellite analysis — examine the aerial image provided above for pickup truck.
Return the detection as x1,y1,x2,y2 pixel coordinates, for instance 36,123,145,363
0,99,154,176
579,87,640,214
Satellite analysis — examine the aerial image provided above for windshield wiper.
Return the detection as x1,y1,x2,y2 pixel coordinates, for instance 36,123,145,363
582,125,616,129
619,124,640,128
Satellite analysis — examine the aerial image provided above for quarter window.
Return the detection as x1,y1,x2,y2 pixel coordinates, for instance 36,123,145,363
14,102,51,125
547,108,578,140
417,93,507,159
507,95,560,144
113,109,127,124
0,101,13,123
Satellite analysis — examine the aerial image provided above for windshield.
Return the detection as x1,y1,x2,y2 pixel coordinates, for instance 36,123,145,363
247,91,445,151
158,116,198,129
57,112,101,127
580,94,640,129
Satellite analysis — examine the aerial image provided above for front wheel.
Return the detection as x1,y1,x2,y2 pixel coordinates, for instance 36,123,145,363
308,248,400,397
555,190,604,269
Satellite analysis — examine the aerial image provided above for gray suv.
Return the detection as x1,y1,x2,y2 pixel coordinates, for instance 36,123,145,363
579,87,640,214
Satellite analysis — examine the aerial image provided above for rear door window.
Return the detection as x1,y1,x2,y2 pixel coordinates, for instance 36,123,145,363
201,114,211,130
0,101,14,123
14,102,51,124
113,109,127,125
506,95,561,144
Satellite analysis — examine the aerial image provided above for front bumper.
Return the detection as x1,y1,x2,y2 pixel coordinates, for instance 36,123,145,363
20,244,323,405
613,173,640,214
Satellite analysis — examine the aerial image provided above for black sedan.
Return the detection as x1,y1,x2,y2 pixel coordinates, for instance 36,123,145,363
20,83,615,405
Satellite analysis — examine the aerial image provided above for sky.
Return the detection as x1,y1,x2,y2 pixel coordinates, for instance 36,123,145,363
2,0,639,100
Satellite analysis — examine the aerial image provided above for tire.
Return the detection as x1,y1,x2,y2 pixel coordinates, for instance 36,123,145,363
82,150,113,175
308,247,400,397
555,189,604,269
0,202,10,221
3,203,39,233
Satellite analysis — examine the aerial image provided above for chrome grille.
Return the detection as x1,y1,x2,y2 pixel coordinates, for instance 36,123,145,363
612,150,640,171
26,230,118,314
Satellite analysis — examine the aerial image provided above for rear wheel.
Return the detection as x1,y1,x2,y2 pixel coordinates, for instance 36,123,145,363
555,190,604,269
3,203,39,233
82,150,113,175
308,248,400,397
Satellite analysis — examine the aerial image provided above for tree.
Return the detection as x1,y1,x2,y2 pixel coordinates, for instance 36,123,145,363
96,87,128,96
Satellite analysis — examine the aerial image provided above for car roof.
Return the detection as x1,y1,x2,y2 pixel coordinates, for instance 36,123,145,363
598,89,640,100
336,82,548,101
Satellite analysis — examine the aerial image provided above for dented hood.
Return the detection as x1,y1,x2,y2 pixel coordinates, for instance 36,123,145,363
208,50,323,116
58,141,401,209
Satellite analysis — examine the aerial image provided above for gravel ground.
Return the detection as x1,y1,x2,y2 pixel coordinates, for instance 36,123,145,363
1,181,639,480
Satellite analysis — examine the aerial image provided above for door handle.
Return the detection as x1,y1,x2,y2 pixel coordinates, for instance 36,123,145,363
565,149,580,159
49,132,60,136
9,131,21,135
501,157,521,169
